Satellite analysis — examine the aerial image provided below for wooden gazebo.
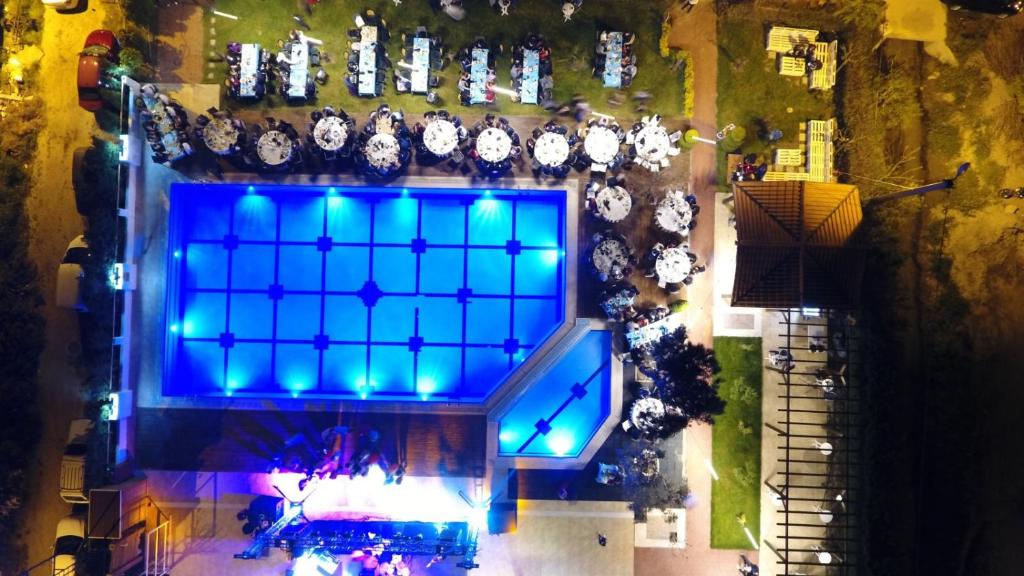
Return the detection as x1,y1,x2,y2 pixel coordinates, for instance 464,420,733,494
731,181,864,309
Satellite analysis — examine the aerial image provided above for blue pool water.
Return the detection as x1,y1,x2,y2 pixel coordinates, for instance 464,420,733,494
163,183,566,401
497,330,612,458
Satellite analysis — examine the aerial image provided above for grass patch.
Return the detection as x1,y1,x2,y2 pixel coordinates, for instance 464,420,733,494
716,7,834,190
205,0,682,119
710,336,763,550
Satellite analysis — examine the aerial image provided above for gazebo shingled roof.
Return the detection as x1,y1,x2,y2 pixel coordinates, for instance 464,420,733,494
731,181,865,309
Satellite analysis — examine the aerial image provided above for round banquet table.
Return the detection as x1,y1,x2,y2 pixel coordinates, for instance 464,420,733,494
591,237,631,278
364,133,401,169
423,119,459,156
584,126,620,164
655,246,692,284
257,130,294,166
313,116,349,151
203,118,239,155
654,190,694,234
476,127,513,163
634,124,673,163
594,186,632,223
629,397,666,432
534,131,570,167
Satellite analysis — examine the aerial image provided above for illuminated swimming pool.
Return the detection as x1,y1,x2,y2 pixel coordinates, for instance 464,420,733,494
497,330,612,458
163,183,565,401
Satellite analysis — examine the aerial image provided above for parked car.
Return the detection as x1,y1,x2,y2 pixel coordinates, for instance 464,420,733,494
78,30,120,111
57,236,91,312
60,419,94,504
944,0,1022,16
41,0,82,11
52,515,85,576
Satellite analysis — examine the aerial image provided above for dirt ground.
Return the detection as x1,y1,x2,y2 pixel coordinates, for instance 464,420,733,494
17,0,116,571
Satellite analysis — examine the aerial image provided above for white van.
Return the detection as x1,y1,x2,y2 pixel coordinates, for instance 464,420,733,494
56,236,91,312
60,419,94,504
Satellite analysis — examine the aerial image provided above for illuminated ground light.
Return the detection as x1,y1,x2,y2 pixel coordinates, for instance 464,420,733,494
290,550,339,576
545,432,574,456
169,323,179,333
327,186,337,195
417,376,437,401
246,185,256,194
173,249,181,259
541,249,562,266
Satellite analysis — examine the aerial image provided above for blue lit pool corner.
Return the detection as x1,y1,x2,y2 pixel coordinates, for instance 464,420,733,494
490,322,624,465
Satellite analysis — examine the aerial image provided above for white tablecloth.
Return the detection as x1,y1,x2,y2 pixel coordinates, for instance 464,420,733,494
629,397,666,431
625,315,681,350
286,41,309,99
423,119,459,156
584,126,620,164
634,124,672,163
239,43,261,98
358,26,379,97
534,132,569,167
655,246,692,284
364,133,401,169
313,116,348,151
654,190,694,234
257,130,294,166
594,186,632,223
592,237,629,275
476,127,512,163
411,37,431,94
203,118,239,155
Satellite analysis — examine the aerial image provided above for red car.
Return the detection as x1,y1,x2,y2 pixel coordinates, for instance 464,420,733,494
78,30,120,111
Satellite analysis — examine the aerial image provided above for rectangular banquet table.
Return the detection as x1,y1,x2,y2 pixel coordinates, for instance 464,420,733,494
469,48,489,104
239,43,261,98
520,49,540,105
602,32,623,88
358,26,380,97
142,96,186,161
286,41,309,99
411,37,431,94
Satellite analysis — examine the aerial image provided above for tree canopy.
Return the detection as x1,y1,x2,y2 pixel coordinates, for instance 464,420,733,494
648,326,726,438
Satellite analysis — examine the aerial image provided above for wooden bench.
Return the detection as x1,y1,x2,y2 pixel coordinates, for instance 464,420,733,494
766,26,819,53
777,56,806,77
806,118,836,182
809,40,838,91
774,148,804,166
763,170,811,182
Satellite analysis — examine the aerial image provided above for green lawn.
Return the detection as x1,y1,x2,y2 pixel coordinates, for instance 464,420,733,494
205,0,684,120
710,336,763,550
715,7,834,189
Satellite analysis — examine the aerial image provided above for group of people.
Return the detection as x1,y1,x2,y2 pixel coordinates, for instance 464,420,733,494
466,113,522,178
526,120,578,178
640,241,705,293
457,38,497,105
267,426,406,491
510,34,555,105
139,84,193,165
194,107,246,156
577,115,628,170
411,109,468,160
394,28,443,99
345,13,391,98
306,106,356,159
732,153,769,181
275,29,322,101
225,42,270,100
595,30,638,88
354,104,413,178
